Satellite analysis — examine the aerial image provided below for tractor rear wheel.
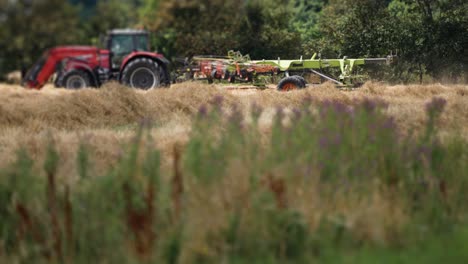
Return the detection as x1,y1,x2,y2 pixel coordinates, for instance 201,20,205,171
121,58,165,90
277,76,306,91
56,70,92,89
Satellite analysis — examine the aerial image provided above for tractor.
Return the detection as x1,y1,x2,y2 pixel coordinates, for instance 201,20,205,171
22,29,170,90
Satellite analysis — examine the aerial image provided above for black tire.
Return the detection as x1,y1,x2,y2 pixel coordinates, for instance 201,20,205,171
211,69,220,80
121,57,167,90
239,70,253,82
207,75,214,84
56,70,92,89
277,76,306,91
292,75,307,87
223,70,230,80
246,72,253,82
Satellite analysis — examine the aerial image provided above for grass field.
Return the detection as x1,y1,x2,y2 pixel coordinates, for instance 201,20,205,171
1,82,467,263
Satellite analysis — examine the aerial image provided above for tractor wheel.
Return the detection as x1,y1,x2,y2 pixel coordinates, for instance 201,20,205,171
277,76,306,91
121,58,165,90
56,70,92,89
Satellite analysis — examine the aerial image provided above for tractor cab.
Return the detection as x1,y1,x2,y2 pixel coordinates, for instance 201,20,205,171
105,29,150,70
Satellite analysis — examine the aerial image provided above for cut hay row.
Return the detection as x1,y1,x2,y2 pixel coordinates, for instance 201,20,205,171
0,82,467,180
1,82,467,131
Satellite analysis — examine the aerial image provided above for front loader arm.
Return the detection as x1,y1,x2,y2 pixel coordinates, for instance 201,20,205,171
22,46,100,89
27,53,62,89
22,52,54,89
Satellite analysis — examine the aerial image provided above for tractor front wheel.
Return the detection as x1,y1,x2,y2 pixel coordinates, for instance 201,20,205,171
56,70,92,89
121,58,164,90
277,76,306,91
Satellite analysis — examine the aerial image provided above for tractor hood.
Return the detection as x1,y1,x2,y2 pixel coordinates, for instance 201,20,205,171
48,46,101,57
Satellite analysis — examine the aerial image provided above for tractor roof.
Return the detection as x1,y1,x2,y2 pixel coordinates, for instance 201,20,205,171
108,29,148,35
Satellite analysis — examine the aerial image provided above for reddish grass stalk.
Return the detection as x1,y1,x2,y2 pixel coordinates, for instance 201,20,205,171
439,179,447,199
15,203,50,258
47,170,63,261
146,183,155,218
123,182,156,260
64,185,73,262
171,145,184,222
264,173,288,209
145,181,157,255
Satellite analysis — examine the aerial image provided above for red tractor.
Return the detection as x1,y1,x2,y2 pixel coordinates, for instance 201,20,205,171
22,29,170,90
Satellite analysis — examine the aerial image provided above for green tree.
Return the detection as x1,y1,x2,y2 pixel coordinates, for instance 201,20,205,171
407,0,466,81
240,0,302,59
319,0,395,57
317,0,467,83
141,0,246,58
0,0,84,78
86,0,142,45
139,0,159,27
290,0,327,56
291,0,327,40
139,0,301,60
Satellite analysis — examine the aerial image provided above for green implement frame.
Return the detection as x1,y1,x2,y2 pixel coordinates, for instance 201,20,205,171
253,53,394,86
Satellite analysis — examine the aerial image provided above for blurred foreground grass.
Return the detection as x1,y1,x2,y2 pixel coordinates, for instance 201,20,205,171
1,95,467,263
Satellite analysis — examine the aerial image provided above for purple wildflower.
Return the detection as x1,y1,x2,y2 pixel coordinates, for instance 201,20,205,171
229,104,243,128
210,95,224,111
333,134,342,146
382,116,396,130
292,107,302,121
416,145,432,161
275,106,285,122
139,117,152,129
331,101,349,115
362,98,378,112
302,96,314,107
425,97,447,117
251,102,263,120
319,133,342,149
319,100,354,124
198,104,208,118
361,97,388,113
319,100,332,118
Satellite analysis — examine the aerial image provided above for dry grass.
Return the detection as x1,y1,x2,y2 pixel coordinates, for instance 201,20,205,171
0,81,467,179
1,81,467,262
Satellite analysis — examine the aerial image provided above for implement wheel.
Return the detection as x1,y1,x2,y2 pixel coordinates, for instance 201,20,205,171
277,76,306,91
293,75,307,87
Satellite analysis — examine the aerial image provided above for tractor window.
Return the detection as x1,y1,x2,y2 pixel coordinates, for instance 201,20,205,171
111,35,134,55
110,35,134,69
135,35,149,51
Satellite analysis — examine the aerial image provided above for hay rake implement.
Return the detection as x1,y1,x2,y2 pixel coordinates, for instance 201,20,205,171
175,50,395,91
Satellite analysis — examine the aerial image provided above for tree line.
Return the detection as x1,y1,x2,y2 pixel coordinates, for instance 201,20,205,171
0,0,466,83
